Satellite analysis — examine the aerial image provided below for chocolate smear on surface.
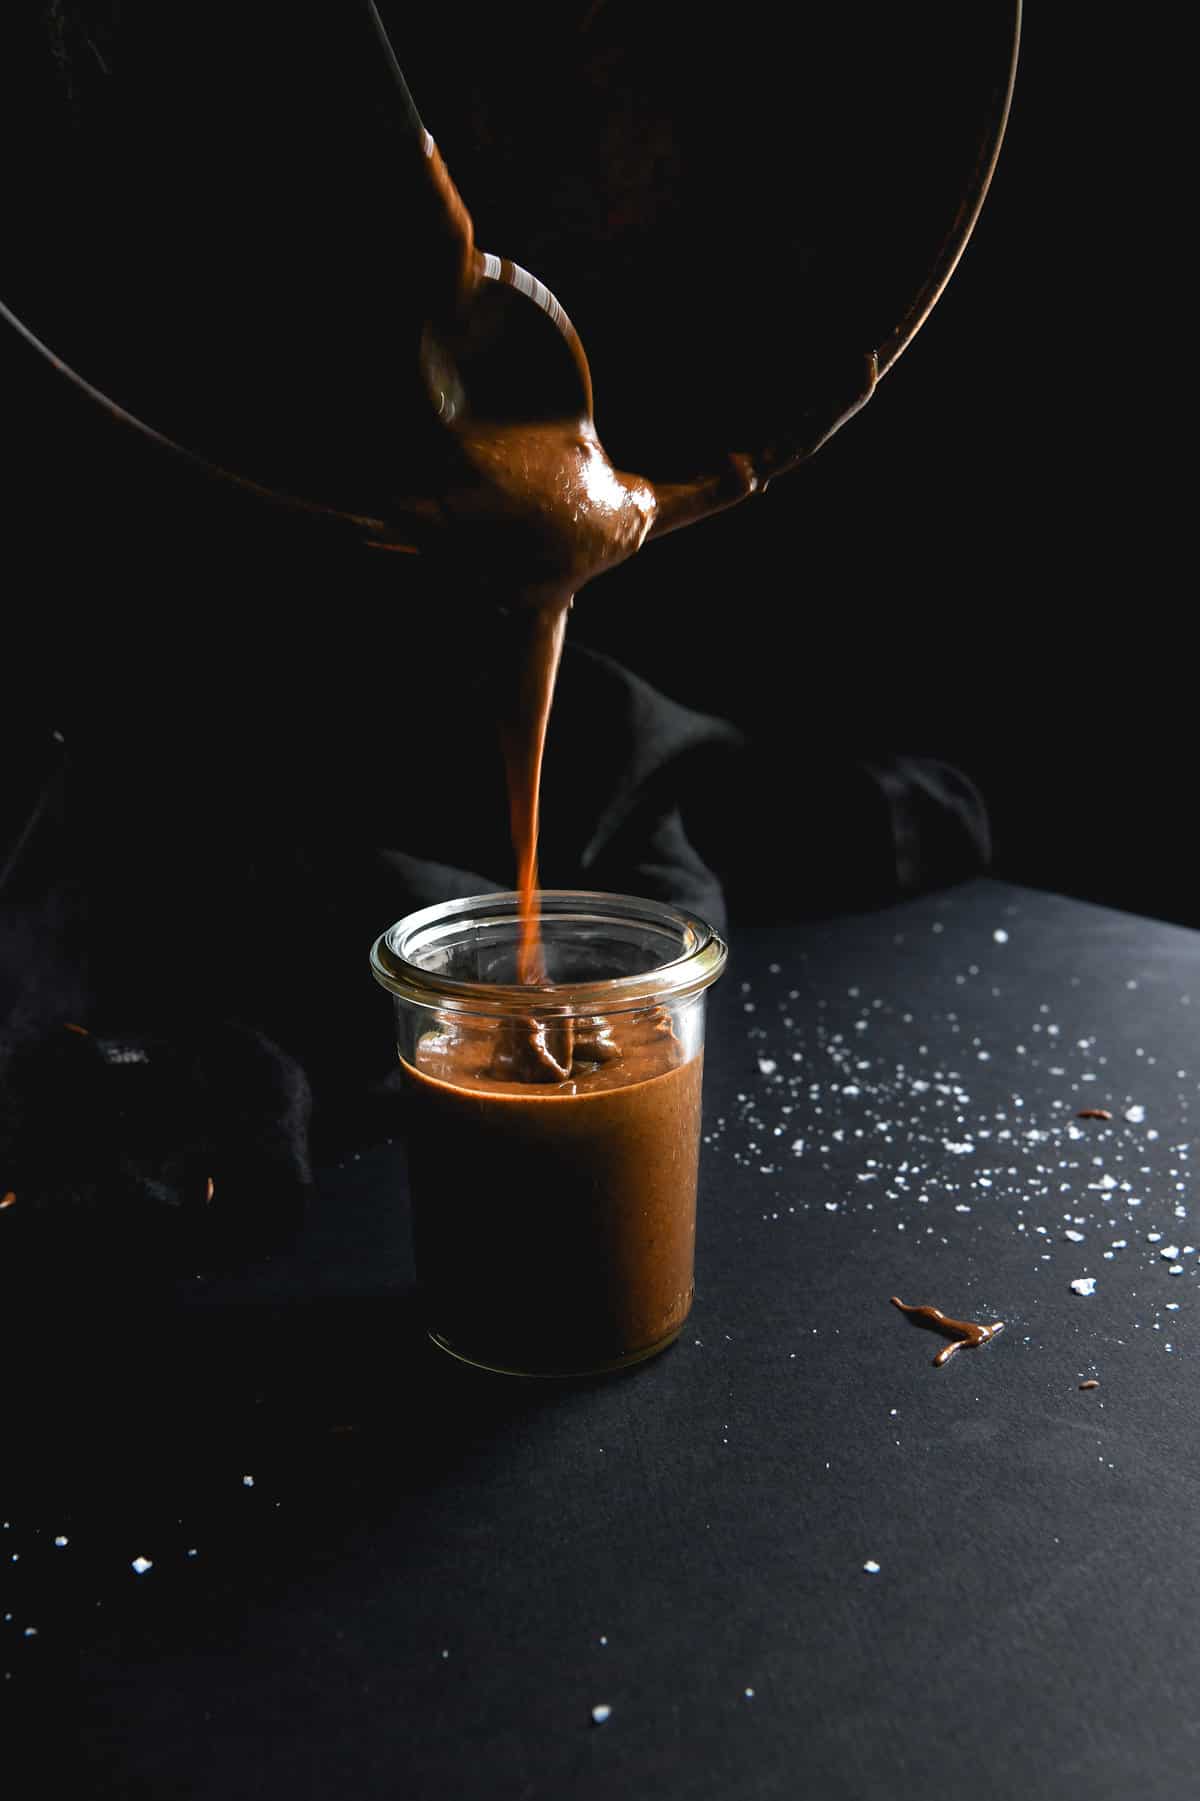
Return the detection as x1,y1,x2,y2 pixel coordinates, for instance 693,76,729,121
890,1296,1004,1366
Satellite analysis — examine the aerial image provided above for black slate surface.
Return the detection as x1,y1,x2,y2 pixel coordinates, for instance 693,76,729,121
6,880,1199,1798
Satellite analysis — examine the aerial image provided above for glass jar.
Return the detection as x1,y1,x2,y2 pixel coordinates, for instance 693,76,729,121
370,890,727,1377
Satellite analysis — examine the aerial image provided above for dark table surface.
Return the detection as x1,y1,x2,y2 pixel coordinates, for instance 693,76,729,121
9,879,1199,1798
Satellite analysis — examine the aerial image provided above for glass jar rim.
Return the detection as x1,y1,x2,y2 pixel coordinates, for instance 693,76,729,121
370,889,727,1018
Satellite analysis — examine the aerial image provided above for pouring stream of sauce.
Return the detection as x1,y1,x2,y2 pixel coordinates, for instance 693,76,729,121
400,124,875,1001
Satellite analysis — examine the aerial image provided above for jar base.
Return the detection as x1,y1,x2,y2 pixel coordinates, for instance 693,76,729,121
426,1324,684,1379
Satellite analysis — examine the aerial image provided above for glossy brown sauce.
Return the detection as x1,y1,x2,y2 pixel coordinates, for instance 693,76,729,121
392,121,868,1368
401,1016,702,1370
399,127,872,988
890,1296,1005,1366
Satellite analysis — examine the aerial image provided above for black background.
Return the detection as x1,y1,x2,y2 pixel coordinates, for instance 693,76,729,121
568,7,1192,927
1,5,1191,930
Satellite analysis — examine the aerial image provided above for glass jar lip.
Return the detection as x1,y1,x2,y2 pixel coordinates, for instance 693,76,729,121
369,888,728,1017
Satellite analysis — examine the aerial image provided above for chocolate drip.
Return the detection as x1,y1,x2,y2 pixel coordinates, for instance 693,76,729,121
890,1296,1004,1366
385,112,875,999
483,1007,673,1087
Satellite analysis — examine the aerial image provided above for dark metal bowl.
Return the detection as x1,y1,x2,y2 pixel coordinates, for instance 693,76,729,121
0,2,1019,540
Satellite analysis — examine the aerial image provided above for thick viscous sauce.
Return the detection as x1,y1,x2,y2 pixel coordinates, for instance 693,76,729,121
392,123,871,984
392,119,867,1370
402,1009,702,1372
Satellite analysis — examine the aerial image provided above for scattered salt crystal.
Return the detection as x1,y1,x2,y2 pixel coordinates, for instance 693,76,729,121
1070,1278,1097,1297
131,1557,153,1575
591,1705,612,1725
1168,1265,1184,1276
825,1201,839,1212
993,929,1009,944
1064,1230,1085,1243
1147,1232,1163,1243
944,1141,975,1155
955,1204,972,1213
242,1476,255,1488
757,1058,777,1076
53,1537,68,1548
863,1560,881,1574
1125,1104,1146,1124
1159,1246,1180,1261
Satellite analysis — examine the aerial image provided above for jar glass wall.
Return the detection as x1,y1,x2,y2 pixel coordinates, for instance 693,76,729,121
371,891,727,1376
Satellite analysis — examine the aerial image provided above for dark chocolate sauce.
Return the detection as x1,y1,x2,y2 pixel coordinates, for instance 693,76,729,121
387,121,874,1368
398,127,873,995
890,1296,1004,1366
402,1010,701,1370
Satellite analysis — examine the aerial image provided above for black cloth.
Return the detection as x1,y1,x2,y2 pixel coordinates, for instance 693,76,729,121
2,621,988,1271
